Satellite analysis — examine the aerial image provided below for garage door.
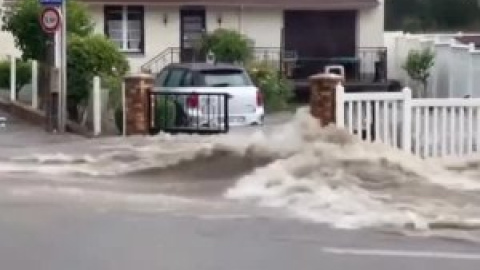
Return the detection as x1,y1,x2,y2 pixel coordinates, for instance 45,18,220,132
284,10,357,78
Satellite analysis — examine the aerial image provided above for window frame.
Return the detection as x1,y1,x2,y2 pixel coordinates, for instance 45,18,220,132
104,5,145,54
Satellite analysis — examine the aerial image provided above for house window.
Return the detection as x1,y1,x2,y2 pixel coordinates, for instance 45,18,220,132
104,6,144,53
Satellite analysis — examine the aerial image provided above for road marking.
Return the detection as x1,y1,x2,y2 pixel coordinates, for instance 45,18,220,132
323,247,480,261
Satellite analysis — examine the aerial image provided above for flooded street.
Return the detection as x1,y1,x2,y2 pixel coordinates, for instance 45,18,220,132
2,109,480,269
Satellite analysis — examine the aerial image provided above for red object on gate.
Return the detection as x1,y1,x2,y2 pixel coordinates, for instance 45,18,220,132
187,94,199,108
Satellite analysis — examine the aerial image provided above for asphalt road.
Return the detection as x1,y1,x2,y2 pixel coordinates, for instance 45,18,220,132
1,109,480,270
1,203,480,270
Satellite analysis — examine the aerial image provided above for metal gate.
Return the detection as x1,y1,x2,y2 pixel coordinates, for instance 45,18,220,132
148,91,231,135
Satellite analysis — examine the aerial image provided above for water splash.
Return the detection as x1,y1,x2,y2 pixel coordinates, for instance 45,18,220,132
226,109,480,231
2,108,480,233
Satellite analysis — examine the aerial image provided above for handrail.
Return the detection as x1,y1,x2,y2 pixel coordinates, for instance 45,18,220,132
140,46,387,80
141,47,292,73
141,47,180,73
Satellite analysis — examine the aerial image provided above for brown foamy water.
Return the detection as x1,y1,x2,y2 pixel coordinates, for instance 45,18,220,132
1,108,480,237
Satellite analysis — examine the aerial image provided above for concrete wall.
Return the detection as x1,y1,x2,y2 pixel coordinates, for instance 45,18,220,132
89,5,284,72
89,5,180,72
88,4,383,72
0,0,21,57
357,0,384,47
206,7,283,48
206,7,240,33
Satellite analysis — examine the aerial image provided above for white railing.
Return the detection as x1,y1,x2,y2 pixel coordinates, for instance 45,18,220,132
0,55,105,136
410,98,480,158
79,75,104,136
337,86,480,158
336,85,410,150
92,76,102,136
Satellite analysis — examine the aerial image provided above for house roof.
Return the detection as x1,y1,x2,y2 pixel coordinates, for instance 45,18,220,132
80,0,379,9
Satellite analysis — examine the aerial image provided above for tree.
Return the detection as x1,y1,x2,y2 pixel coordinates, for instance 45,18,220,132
386,0,480,31
0,60,31,94
403,48,435,97
67,34,129,121
427,0,479,29
201,29,252,64
385,0,424,31
2,0,129,123
247,61,293,112
1,0,93,61
1,0,95,111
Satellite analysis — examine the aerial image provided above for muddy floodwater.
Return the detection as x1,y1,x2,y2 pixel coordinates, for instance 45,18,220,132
2,109,480,242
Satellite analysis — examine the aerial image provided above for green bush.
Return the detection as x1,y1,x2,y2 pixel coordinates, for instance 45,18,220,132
67,34,129,121
201,29,252,64
0,60,31,92
247,61,293,112
103,75,124,110
2,0,94,61
114,97,177,135
2,0,104,115
403,48,435,97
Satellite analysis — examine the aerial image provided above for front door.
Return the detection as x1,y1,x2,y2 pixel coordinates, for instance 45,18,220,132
180,8,206,63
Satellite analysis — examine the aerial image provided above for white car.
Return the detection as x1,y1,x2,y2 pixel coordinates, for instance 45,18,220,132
153,63,265,129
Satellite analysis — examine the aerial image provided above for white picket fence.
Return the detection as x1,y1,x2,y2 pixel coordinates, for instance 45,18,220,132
0,54,39,108
0,54,105,136
336,86,480,158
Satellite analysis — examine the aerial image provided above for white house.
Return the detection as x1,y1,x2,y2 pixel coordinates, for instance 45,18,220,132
81,0,385,74
2,0,385,77
0,0,21,57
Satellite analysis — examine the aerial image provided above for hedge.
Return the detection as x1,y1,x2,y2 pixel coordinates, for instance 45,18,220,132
0,60,32,92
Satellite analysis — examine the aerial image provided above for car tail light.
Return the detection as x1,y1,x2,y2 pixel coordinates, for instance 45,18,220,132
256,89,263,107
187,94,199,108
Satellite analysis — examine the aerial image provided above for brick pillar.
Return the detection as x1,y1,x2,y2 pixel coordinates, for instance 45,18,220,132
309,73,344,127
124,74,154,136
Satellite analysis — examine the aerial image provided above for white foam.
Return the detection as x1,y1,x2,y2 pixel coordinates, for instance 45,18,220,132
10,153,98,164
7,185,200,207
3,108,480,232
226,109,480,231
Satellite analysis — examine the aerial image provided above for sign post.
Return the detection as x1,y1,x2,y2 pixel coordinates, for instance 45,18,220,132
40,0,63,5
40,0,66,133
60,0,67,133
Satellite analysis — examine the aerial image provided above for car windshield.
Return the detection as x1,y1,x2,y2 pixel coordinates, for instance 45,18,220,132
199,69,253,87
